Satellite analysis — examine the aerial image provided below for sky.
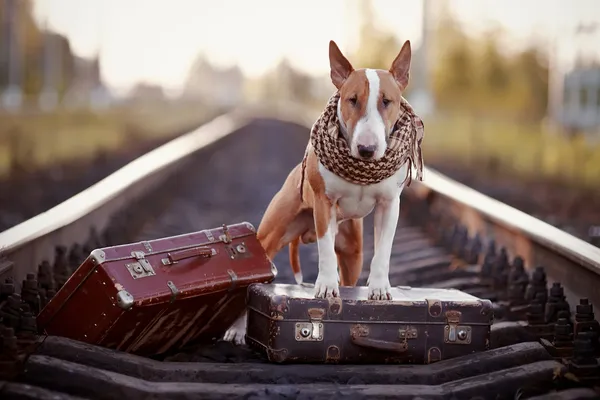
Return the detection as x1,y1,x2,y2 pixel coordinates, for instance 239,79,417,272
32,0,600,93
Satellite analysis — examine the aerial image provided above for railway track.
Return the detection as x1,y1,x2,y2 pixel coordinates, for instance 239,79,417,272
1,106,600,399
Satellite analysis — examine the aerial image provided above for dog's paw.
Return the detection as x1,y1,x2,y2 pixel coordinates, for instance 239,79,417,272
314,273,340,298
367,274,392,300
222,314,247,345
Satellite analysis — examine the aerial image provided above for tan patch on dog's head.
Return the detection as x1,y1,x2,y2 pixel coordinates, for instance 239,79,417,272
328,40,412,159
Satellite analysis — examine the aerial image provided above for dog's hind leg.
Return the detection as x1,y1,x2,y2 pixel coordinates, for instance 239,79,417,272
222,312,247,345
224,165,305,345
335,218,364,287
257,165,304,259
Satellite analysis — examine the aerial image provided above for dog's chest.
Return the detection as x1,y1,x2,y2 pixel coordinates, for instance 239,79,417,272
318,162,408,221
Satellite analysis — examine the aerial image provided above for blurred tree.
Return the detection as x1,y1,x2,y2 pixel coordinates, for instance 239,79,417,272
431,7,474,110
480,29,509,93
0,0,77,100
430,6,550,122
351,0,402,71
512,46,549,121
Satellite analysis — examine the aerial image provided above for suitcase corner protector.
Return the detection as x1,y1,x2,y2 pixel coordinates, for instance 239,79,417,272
116,290,134,310
90,249,106,265
242,221,256,232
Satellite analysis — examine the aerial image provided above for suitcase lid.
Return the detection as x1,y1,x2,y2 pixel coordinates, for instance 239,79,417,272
247,283,493,325
87,222,275,306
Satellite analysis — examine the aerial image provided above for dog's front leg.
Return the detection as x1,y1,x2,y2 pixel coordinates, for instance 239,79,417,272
367,195,400,300
314,199,340,298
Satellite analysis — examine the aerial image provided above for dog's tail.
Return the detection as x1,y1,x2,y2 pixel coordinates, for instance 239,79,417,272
289,237,303,284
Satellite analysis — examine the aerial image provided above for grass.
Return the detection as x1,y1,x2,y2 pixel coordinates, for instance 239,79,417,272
0,101,223,178
422,113,600,191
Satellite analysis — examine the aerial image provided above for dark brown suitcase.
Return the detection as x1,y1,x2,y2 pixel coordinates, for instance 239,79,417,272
246,283,493,364
37,222,277,356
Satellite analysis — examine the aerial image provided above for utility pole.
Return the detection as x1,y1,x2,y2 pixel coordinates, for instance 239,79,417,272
39,19,59,112
1,0,22,112
409,0,434,117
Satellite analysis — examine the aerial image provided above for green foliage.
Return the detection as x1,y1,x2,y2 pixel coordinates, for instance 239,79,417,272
0,102,222,177
431,11,549,121
424,112,600,191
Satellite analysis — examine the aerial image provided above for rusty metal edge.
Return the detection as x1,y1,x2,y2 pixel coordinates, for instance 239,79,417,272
410,167,600,276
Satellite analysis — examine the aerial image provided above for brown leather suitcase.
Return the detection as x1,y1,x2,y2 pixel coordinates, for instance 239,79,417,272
245,283,493,364
37,222,277,356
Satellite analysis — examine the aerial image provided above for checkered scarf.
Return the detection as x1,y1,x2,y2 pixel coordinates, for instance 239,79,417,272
301,91,424,191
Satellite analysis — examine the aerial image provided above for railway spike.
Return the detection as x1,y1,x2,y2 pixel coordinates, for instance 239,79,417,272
525,266,547,303
53,246,70,289
527,293,546,325
37,260,55,292
0,277,15,302
568,331,600,386
19,311,37,341
0,327,18,360
68,243,85,273
574,299,600,356
20,273,41,315
526,292,554,340
554,317,574,347
492,247,509,294
546,282,571,324
541,316,574,360
0,327,19,381
465,233,482,265
481,240,496,279
0,294,23,332
83,226,102,255
507,256,529,307
443,224,459,251
452,225,468,257
101,228,112,247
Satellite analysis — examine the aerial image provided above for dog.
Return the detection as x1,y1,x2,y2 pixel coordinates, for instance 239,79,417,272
223,39,413,345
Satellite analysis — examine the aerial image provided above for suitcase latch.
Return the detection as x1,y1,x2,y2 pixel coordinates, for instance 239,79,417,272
225,242,251,260
399,325,418,340
444,310,472,345
295,308,325,342
126,251,156,279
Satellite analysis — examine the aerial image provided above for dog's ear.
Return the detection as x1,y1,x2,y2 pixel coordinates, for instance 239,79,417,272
390,40,411,90
329,40,354,90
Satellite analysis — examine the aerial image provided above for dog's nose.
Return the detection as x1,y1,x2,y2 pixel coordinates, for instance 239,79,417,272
357,145,376,159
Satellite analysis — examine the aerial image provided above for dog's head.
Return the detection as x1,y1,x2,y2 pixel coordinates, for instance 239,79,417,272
329,40,411,160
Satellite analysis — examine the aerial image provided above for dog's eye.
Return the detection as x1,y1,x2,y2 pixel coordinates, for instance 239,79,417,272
348,96,357,106
382,98,391,107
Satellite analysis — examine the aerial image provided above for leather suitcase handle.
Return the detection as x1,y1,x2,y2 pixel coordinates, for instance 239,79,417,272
351,336,408,354
167,246,214,263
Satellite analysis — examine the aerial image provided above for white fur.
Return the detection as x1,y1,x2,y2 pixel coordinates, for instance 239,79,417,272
314,203,340,298
317,68,406,300
315,161,408,299
350,69,387,160
223,311,247,345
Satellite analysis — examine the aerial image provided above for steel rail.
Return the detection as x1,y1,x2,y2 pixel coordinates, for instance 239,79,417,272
1,102,599,313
